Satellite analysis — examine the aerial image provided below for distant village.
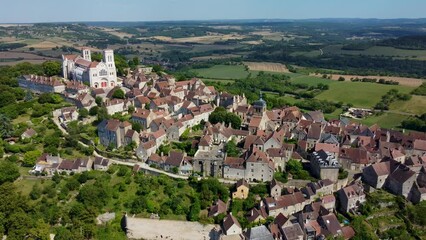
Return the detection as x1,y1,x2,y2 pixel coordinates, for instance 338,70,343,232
18,48,426,240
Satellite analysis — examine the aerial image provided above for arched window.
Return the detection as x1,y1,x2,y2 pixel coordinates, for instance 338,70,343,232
99,69,107,76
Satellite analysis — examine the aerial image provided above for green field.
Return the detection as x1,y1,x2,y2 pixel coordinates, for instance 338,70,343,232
194,64,249,79
317,81,414,107
389,95,426,115
355,112,408,129
287,73,415,107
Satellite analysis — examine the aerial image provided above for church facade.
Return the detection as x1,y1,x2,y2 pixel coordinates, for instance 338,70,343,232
62,48,117,89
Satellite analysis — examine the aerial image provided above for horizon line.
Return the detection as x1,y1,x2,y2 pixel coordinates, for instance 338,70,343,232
2,17,426,25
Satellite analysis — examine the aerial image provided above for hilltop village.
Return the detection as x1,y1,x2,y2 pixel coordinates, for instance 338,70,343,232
16,48,426,240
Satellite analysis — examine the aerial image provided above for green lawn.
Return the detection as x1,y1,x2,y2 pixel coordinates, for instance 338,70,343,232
355,112,408,129
389,95,426,115
316,81,414,107
194,65,249,79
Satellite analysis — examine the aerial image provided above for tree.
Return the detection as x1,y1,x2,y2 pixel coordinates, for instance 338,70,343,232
188,197,201,221
89,106,99,116
97,107,109,122
78,108,89,119
28,219,50,240
152,65,164,74
131,121,142,133
42,61,62,76
29,183,42,200
112,89,125,99
23,150,42,167
225,139,239,157
0,114,13,138
38,93,63,104
0,160,20,184
209,107,242,129
95,96,103,106
128,105,135,114
0,91,16,108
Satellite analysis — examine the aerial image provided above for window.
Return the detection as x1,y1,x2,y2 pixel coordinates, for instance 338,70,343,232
99,69,107,76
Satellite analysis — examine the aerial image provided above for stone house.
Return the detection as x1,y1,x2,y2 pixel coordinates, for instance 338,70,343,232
97,119,135,148
57,158,93,175
163,151,193,175
244,225,274,240
223,157,246,180
270,179,283,199
222,213,242,236
337,182,366,213
31,153,62,175
131,108,156,131
385,164,417,198
21,128,37,139
362,160,398,189
339,147,370,171
282,223,304,240
247,207,268,223
232,179,250,199
244,149,274,182
19,75,66,93
310,150,340,182
53,107,79,124
93,157,110,171
262,191,307,217
208,199,228,218
136,140,157,160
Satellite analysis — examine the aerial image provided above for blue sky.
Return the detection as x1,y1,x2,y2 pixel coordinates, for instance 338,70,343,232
1,0,425,23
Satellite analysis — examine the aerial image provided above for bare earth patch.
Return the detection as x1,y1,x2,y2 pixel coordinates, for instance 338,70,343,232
126,217,220,240
309,73,424,87
0,51,56,65
244,62,290,73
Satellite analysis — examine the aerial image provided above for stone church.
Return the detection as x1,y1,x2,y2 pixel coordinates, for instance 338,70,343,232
62,48,117,89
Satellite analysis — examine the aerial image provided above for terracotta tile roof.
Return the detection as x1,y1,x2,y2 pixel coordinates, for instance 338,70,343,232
249,116,262,128
236,179,249,188
282,223,304,240
75,58,92,68
319,213,342,236
340,147,369,164
165,151,184,167
342,226,355,240
414,139,426,151
223,214,241,232
315,143,339,154
208,199,227,217
224,157,245,169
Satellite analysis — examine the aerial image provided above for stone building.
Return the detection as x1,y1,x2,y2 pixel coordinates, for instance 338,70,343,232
62,48,117,89
18,75,65,93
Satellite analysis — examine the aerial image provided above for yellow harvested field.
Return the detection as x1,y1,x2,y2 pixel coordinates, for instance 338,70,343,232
310,73,424,87
98,27,135,38
244,61,290,73
148,34,245,44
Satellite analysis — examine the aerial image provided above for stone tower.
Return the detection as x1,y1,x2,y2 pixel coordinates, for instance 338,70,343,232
82,48,91,61
103,49,117,78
